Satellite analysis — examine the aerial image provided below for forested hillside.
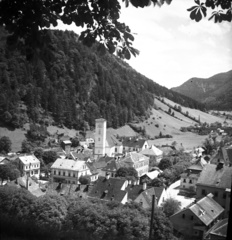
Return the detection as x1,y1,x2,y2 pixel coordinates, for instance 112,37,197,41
172,70,232,110
0,28,205,130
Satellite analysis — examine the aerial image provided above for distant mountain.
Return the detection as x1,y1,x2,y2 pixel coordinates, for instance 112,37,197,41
172,70,232,110
0,27,205,130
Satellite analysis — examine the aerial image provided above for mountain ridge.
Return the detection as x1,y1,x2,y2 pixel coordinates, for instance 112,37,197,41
172,70,232,110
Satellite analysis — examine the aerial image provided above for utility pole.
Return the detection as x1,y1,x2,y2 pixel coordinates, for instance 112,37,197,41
149,194,156,240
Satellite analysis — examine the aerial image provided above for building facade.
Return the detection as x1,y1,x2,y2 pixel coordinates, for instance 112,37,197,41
16,155,40,178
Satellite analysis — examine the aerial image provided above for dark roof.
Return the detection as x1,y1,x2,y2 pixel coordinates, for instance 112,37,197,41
106,133,122,147
208,218,228,238
153,187,165,202
102,159,120,172
88,176,127,202
197,164,232,189
92,156,114,169
139,187,156,207
47,182,88,198
122,138,146,148
126,184,144,201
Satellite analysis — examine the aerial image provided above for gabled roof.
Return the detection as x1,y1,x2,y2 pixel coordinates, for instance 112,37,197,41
102,159,119,172
197,163,232,189
207,218,228,238
122,138,147,148
92,156,114,169
139,145,163,156
51,158,88,171
189,194,224,226
0,156,10,164
121,152,149,164
17,155,40,165
144,170,161,180
88,176,127,202
105,133,122,147
47,182,88,198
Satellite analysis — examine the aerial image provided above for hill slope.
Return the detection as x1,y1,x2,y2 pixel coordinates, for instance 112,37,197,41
172,70,232,110
0,27,205,130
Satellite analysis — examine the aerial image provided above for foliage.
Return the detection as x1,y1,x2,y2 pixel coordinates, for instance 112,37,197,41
34,148,44,159
115,167,138,180
21,140,33,153
0,27,206,129
0,163,20,183
0,136,12,154
79,175,90,185
158,158,172,171
161,198,181,218
42,151,58,165
202,137,220,155
71,138,80,148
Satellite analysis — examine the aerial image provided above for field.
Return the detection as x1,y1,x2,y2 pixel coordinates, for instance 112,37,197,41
1,97,230,152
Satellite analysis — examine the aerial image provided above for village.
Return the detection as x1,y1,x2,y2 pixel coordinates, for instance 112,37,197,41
0,118,231,240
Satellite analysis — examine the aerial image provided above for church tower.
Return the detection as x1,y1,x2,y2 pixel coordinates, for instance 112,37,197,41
94,118,107,158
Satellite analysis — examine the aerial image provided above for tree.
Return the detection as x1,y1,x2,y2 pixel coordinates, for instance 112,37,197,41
21,140,33,153
0,164,20,184
161,198,181,217
79,175,90,185
71,138,80,148
42,151,58,165
34,148,44,160
115,167,138,180
158,158,172,171
0,0,230,61
0,136,12,154
152,208,175,240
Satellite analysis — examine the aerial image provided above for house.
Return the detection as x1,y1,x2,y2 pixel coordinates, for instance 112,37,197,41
122,137,149,153
196,163,232,217
60,139,72,155
204,218,228,240
119,152,149,177
94,118,123,158
131,184,167,208
51,158,94,184
139,145,163,164
88,175,128,204
170,193,224,239
140,169,162,183
15,155,40,178
180,157,208,192
210,146,232,166
90,156,114,176
47,182,89,198
6,175,45,197
0,156,10,165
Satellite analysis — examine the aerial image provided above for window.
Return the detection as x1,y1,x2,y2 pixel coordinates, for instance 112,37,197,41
191,216,194,220
214,191,218,197
202,189,206,195
68,172,70,177
223,193,226,199
59,171,61,175
34,170,38,174
63,172,65,176
183,179,186,183
182,214,185,219
189,179,192,184
54,171,56,175
115,147,117,152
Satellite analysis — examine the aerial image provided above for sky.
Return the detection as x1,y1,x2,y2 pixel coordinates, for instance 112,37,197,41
55,0,232,89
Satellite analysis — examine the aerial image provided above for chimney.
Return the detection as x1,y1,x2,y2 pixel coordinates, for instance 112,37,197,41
143,182,147,190
216,161,224,171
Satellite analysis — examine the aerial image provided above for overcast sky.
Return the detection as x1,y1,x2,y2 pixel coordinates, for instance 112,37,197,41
55,0,232,89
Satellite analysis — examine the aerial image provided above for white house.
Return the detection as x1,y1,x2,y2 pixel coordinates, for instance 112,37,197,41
51,158,97,184
16,155,40,179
